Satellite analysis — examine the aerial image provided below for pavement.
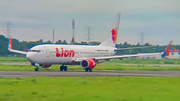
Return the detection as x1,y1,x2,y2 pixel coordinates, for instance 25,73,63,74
0,71,180,78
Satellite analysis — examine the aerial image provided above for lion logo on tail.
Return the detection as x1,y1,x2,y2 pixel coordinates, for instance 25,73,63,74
111,28,117,44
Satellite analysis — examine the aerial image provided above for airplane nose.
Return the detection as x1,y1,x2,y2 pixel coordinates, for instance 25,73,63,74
26,52,35,62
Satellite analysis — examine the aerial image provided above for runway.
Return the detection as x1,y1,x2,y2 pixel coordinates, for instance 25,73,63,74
0,71,180,78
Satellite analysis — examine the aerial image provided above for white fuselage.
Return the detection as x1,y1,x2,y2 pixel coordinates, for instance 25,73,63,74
26,44,116,65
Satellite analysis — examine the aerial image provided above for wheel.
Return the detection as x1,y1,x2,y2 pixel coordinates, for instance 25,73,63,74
85,68,88,72
35,67,39,71
89,68,92,72
64,66,67,71
60,66,64,71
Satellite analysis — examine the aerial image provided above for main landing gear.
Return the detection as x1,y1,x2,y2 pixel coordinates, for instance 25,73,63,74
60,64,67,71
85,68,92,72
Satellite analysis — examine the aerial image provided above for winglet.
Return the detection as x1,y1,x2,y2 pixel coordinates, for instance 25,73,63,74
7,37,27,54
161,40,173,58
8,38,12,50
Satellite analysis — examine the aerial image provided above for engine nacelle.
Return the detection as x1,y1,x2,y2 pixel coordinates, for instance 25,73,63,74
80,59,96,68
31,63,52,68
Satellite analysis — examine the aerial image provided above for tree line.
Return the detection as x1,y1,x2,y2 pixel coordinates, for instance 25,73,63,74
0,35,179,56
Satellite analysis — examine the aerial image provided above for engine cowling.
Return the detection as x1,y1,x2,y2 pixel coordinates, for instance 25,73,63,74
80,59,96,68
31,63,52,68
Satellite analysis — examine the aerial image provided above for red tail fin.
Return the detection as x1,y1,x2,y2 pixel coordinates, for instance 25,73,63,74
8,38,12,50
165,40,173,53
161,40,173,58
99,13,121,47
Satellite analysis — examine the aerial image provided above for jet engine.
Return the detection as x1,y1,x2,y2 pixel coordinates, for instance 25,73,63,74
80,59,96,68
31,63,52,68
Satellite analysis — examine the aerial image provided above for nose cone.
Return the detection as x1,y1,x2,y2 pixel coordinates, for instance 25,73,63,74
26,52,35,63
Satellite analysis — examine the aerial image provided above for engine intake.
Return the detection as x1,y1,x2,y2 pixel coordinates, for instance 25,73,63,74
80,59,96,68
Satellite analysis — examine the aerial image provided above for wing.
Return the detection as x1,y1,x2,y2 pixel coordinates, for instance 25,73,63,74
73,52,162,62
115,46,151,51
8,38,27,55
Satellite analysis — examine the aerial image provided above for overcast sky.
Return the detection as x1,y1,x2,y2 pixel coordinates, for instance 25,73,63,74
0,0,180,45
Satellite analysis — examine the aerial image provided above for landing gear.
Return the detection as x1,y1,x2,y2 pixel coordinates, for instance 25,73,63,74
35,67,39,71
60,65,68,71
85,68,92,72
64,66,67,71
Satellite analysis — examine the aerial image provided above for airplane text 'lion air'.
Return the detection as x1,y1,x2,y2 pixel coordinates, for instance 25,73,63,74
8,13,169,72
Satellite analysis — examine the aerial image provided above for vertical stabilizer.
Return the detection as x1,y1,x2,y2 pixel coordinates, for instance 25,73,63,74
99,13,121,47
161,40,173,58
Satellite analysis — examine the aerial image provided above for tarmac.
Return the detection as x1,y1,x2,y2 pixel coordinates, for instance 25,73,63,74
0,71,180,78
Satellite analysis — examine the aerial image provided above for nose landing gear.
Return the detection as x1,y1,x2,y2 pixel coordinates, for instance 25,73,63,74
35,66,39,71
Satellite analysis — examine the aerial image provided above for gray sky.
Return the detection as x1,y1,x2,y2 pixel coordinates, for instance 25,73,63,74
0,0,180,45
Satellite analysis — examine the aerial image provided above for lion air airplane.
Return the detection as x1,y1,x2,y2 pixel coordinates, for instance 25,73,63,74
8,13,170,72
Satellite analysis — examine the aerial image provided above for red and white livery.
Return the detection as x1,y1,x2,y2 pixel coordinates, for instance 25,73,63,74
8,13,163,72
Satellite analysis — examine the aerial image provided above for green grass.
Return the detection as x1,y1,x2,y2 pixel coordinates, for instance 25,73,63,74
109,59,180,64
1,57,180,71
0,57,28,63
0,77,179,101
1,64,180,71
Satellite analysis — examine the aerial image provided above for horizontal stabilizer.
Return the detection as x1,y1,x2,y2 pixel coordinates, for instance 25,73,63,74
8,38,27,55
9,49,27,54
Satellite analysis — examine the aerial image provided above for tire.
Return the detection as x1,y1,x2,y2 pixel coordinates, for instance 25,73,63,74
35,67,39,71
60,66,64,71
89,68,92,72
64,66,67,71
85,68,88,72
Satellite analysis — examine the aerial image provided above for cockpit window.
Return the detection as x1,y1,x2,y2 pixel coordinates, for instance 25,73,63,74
29,50,41,53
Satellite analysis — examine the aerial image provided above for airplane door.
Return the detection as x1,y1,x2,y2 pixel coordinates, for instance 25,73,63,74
44,47,50,57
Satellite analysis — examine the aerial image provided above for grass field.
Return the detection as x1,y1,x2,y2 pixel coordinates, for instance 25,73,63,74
0,57,180,101
1,57,180,71
0,77,179,101
0,57,28,63
1,63,180,71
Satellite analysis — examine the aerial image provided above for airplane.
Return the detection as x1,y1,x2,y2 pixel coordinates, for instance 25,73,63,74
8,13,170,72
